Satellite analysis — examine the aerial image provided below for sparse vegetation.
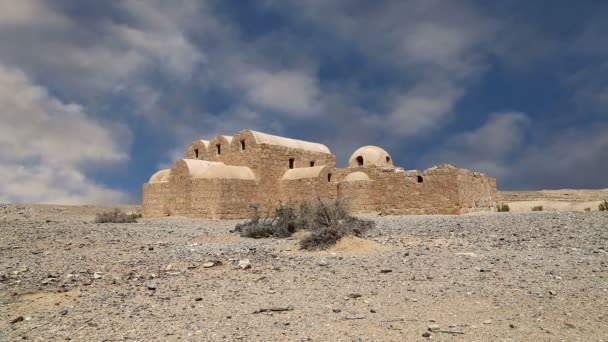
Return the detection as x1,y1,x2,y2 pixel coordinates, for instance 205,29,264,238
234,199,374,250
531,206,543,211
599,200,608,211
497,203,510,212
584,207,591,212
95,209,142,223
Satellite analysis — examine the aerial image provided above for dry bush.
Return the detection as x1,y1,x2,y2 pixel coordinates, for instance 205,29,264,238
497,203,510,212
599,200,608,211
299,216,374,251
531,206,543,211
234,199,374,250
95,209,141,223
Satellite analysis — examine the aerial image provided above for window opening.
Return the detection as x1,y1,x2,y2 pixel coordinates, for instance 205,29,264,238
289,158,295,169
310,161,315,167
194,148,199,159
356,156,364,166
216,144,221,155
417,175,423,183
386,156,391,163
241,140,246,150
328,173,332,182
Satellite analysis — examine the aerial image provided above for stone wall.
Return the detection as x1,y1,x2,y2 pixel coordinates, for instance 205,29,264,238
142,130,498,219
456,169,497,213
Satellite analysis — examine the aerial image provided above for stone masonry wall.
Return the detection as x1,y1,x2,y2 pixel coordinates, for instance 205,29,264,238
143,131,498,219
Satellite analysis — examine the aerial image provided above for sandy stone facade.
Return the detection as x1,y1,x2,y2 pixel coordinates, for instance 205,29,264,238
143,130,497,219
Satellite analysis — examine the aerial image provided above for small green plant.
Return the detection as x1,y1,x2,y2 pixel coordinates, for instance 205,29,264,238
95,209,141,223
497,203,510,212
531,206,543,211
599,200,608,211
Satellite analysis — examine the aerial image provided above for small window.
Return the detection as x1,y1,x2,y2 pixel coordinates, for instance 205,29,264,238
241,140,246,150
216,144,221,155
328,173,332,182
356,156,364,166
417,175,423,183
386,156,391,163
310,161,315,167
194,148,199,159
289,158,295,169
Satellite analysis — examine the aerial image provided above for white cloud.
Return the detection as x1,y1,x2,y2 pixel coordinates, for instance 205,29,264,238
265,0,496,137
421,112,529,179
0,64,130,204
422,112,608,189
514,126,608,189
239,69,321,117
385,79,465,136
0,0,67,27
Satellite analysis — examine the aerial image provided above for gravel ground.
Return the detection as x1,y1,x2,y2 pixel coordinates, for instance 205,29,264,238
0,204,607,341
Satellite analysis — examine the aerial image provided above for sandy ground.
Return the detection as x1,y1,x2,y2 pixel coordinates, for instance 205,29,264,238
499,189,608,212
0,204,607,341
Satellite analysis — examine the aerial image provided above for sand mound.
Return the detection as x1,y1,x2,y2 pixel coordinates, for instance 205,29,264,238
287,234,389,256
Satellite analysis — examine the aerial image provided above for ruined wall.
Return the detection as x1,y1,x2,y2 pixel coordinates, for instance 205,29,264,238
222,130,336,212
279,166,337,204
142,130,498,219
375,167,461,215
338,179,378,214
142,182,173,217
189,179,258,219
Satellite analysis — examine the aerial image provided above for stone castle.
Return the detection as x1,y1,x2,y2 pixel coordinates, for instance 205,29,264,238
143,130,497,219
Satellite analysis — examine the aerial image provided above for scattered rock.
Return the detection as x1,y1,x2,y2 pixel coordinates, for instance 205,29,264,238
146,282,157,290
379,269,392,273
93,272,104,279
253,305,294,314
483,319,492,325
10,316,24,324
238,259,251,269
428,324,440,332
59,309,68,316
202,262,216,268
348,293,362,299
422,332,431,338
194,297,203,302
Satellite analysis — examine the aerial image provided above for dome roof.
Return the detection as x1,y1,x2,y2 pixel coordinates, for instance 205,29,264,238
149,169,171,183
172,159,256,180
343,171,371,181
281,166,330,180
236,130,331,154
348,146,394,168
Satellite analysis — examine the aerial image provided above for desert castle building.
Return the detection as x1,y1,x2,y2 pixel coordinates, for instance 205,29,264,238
143,129,497,219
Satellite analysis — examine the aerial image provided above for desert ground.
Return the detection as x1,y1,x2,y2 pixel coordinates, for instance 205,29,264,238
1,203,607,341
500,189,608,212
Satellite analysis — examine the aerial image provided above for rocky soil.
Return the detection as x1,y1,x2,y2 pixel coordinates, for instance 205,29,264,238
1,204,607,341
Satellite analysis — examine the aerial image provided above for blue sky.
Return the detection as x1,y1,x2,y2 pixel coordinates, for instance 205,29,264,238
0,0,607,204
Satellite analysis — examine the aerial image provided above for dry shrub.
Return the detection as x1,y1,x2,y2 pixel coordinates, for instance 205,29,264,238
95,209,141,223
497,203,510,212
599,200,608,211
299,216,374,251
234,199,374,250
531,206,543,211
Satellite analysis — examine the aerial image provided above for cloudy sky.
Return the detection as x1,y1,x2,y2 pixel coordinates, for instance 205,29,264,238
0,0,607,204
